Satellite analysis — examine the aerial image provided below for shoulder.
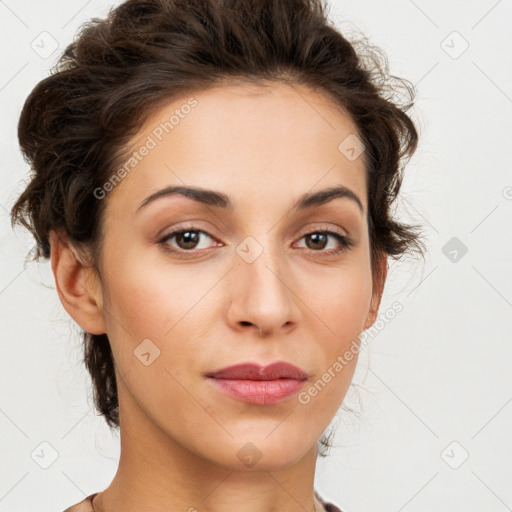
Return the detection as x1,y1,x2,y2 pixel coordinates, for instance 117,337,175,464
62,492,98,512
315,489,344,512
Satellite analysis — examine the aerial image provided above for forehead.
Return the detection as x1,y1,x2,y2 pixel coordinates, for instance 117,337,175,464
106,81,367,215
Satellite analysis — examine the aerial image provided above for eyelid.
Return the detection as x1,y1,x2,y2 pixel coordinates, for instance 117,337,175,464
156,220,220,241
296,222,348,238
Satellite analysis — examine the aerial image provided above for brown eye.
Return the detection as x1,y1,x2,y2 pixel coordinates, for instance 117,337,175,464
297,230,355,255
172,230,202,250
304,232,329,250
159,227,217,253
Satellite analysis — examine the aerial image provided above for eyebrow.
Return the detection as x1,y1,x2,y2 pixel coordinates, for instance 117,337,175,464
136,184,364,215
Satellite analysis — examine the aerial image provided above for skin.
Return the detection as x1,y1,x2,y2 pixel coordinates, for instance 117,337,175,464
50,81,387,512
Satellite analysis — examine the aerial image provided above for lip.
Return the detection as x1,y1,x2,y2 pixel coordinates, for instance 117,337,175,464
205,361,309,405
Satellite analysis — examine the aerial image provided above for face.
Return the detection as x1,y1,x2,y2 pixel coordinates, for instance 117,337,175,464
90,81,384,470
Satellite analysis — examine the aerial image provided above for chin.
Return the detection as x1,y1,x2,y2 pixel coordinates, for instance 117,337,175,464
204,432,314,471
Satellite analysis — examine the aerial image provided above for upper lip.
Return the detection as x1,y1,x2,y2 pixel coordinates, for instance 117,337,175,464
206,361,309,380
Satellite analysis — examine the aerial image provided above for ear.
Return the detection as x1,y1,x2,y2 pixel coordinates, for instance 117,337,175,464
363,251,388,331
49,229,107,335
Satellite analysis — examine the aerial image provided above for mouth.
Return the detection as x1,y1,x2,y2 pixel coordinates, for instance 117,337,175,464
205,361,309,405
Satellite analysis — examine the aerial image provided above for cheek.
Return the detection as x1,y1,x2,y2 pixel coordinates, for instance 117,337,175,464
101,247,212,337
99,246,223,390
297,274,370,413
302,258,373,342
298,259,373,410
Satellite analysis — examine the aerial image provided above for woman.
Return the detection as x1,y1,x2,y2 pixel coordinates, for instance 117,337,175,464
11,0,425,510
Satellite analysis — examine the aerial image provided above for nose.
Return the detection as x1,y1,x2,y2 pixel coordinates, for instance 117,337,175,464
225,242,300,337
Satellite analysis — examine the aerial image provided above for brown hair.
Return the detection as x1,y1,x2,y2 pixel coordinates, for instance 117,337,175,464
11,0,426,456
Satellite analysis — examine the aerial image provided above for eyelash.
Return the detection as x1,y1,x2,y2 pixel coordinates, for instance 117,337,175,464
157,225,355,259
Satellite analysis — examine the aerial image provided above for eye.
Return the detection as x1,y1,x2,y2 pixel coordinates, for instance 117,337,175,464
159,227,219,256
295,230,355,255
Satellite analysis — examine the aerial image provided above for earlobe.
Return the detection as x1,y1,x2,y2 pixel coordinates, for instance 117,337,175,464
363,252,388,331
49,229,107,335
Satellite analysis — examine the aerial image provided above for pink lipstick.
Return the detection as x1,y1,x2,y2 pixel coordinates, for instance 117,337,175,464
205,361,309,405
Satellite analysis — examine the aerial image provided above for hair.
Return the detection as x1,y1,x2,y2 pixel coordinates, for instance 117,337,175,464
11,0,426,457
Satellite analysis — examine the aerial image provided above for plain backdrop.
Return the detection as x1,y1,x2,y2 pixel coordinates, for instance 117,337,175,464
1,0,511,511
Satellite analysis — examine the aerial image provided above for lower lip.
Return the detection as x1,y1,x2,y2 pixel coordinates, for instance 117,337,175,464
207,378,306,405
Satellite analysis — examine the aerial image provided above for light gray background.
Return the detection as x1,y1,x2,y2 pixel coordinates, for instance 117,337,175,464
1,0,511,511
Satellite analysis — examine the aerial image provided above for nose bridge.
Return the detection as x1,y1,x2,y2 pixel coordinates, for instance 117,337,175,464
228,230,299,334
